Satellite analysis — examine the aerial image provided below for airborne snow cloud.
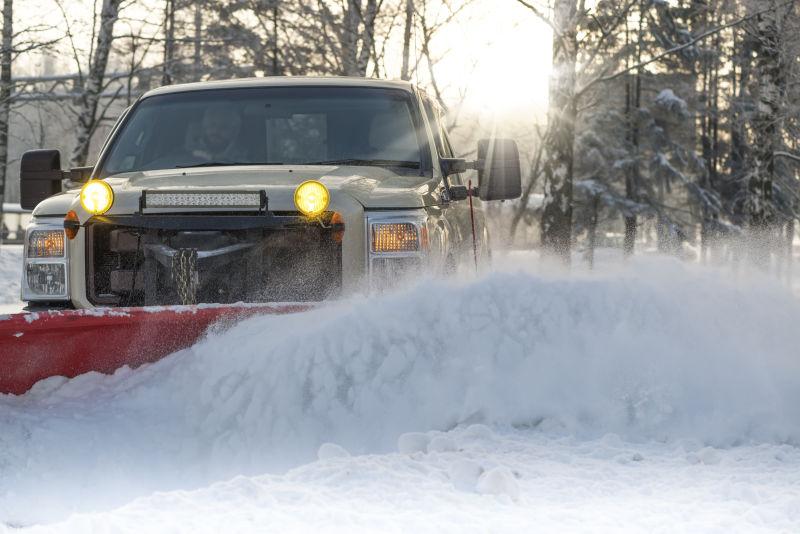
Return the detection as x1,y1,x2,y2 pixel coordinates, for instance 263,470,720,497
2,257,800,525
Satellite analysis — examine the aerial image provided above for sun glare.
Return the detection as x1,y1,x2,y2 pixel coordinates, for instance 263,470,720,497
432,1,552,118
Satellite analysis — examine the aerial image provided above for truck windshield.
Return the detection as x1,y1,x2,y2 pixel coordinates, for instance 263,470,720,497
98,86,426,176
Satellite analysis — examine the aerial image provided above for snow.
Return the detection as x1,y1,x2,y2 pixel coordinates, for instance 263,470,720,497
427,435,457,453
654,88,690,118
7,428,800,533
317,442,351,460
2,255,800,532
398,432,433,454
0,245,22,307
475,465,520,500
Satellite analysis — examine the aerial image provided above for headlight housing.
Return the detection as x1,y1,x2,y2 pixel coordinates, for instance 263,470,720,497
366,211,430,289
27,229,65,258
22,219,70,301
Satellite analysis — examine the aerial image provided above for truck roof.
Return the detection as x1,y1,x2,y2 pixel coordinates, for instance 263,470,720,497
142,76,416,99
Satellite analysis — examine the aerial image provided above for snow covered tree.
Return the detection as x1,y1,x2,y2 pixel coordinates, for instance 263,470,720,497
744,0,790,265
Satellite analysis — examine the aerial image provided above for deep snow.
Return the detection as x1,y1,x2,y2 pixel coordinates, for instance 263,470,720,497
2,255,800,531
10,427,800,533
0,245,21,307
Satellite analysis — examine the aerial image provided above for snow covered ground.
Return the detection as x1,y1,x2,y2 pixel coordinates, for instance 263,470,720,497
2,255,800,532
0,245,22,310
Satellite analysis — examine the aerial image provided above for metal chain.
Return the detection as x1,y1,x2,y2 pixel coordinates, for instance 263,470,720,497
172,249,198,305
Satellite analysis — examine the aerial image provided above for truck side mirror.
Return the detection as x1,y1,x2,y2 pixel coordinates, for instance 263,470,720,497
476,138,522,201
20,149,65,210
63,165,94,189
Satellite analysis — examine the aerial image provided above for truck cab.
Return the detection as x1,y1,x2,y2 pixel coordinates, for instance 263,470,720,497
19,77,521,309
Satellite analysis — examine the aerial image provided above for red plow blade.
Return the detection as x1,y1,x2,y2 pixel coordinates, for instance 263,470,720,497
0,303,313,395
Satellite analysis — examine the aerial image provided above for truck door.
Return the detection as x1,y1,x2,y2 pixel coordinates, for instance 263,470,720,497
421,97,486,267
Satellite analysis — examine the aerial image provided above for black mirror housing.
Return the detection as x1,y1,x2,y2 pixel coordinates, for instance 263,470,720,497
20,149,64,210
477,139,522,201
448,184,469,201
440,158,467,177
69,166,94,183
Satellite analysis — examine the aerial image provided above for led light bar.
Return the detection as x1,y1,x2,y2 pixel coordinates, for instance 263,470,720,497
143,190,263,209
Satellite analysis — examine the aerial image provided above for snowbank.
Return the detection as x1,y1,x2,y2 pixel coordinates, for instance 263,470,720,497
2,257,800,525
0,245,21,305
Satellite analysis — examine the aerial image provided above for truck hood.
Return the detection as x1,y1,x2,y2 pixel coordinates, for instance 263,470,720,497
33,165,441,218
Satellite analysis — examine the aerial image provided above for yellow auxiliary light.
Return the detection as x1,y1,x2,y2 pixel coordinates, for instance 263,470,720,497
294,180,329,218
80,180,114,215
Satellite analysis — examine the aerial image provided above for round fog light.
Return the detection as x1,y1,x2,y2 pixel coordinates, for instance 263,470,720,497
294,180,329,218
80,180,114,215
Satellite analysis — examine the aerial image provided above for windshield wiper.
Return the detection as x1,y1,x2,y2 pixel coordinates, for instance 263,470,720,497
304,159,420,169
176,161,283,168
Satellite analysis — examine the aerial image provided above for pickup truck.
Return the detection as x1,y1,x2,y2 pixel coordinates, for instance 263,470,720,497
18,77,521,309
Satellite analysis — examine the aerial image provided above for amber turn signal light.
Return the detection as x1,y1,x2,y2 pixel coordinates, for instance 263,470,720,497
331,212,345,243
64,210,80,240
371,223,419,253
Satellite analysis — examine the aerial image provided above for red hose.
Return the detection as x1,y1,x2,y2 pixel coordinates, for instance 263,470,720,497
467,179,478,272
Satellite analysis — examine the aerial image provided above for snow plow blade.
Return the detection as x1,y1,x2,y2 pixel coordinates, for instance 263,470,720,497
0,303,313,395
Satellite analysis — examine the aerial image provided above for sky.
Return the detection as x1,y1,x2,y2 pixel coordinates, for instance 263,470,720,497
431,0,552,118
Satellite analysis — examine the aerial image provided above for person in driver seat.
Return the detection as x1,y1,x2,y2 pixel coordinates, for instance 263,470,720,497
186,103,249,163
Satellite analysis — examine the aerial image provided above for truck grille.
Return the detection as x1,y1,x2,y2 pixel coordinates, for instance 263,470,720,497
85,215,342,306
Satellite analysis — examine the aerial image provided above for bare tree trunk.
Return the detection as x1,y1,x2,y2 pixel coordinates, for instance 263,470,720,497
623,2,642,257
730,29,751,187
193,0,202,81
787,219,794,286
699,6,712,262
339,0,377,77
271,1,280,75
341,1,361,76
71,0,123,168
400,0,413,80
162,0,176,85
126,37,136,105
623,71,640,257
746,0,785,260
586,194,599,269
357,0,377,76
0,0,11,218
540,0,578,263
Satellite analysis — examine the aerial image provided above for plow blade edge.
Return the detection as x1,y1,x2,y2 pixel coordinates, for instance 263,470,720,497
0,304,313,395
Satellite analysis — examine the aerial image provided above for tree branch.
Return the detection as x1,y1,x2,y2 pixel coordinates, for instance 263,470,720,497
576,0,796,98
776,151,800,164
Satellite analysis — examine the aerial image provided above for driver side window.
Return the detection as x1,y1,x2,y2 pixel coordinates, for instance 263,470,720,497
422,98,461,185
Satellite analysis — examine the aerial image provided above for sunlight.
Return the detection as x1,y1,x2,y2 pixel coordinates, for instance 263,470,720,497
432,0,552,118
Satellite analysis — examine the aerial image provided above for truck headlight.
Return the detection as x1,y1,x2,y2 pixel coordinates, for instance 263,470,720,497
22,219,70,301
26,263,67,297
